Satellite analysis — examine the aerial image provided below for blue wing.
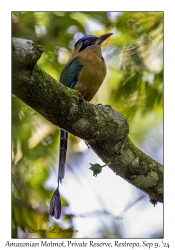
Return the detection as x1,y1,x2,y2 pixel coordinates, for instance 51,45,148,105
59,57,83,89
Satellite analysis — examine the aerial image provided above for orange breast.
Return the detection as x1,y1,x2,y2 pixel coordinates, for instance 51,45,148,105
72,46,106,101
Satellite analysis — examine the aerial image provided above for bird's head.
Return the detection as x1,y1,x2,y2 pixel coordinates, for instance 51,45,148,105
74,33,113,53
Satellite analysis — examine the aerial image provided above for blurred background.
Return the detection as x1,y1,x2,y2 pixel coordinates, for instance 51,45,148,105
12,12,163,238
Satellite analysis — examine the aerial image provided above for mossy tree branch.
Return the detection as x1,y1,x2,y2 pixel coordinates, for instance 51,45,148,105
12,37,163,203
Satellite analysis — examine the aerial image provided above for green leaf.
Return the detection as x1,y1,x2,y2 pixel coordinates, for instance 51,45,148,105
89,163,106,177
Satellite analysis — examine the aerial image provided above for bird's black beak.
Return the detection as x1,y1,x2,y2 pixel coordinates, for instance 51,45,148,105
95,33,113,45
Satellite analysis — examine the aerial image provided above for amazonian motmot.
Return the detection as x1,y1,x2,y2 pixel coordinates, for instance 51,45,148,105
50,33,113,219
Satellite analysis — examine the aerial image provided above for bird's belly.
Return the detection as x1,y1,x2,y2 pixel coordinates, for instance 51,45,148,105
74,59,106,101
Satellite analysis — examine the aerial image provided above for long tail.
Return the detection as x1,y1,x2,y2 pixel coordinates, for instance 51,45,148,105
50,129,68,219
58,129,68,183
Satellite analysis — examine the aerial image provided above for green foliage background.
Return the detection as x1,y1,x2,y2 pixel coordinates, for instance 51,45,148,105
12,12,163,238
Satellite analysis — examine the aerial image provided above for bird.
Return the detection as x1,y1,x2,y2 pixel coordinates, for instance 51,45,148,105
50,33,113,219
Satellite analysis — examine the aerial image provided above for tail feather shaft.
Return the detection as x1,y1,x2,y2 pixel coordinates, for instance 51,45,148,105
50,129,68,219
58,129,68,183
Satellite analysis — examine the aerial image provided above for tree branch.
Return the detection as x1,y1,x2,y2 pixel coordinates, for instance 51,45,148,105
12,37,163,203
